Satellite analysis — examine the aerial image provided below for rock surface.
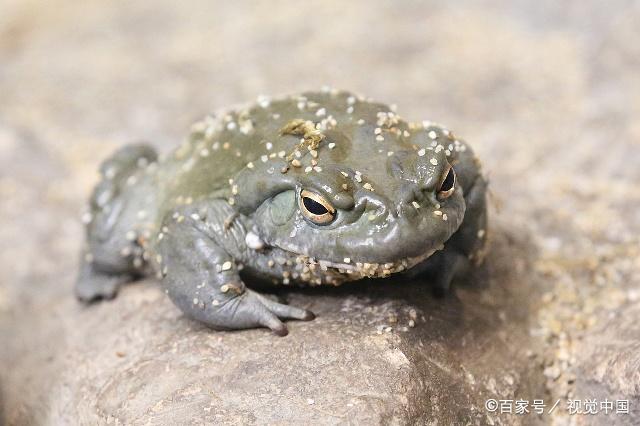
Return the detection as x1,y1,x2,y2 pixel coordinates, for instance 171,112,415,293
1,1,639,425
571,302,640,423
0,224,547,425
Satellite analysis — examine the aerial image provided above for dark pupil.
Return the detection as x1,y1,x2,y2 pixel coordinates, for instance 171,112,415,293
440,168,455,192
303,197,328,215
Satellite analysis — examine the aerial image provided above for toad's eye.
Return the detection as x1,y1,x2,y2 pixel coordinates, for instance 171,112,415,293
437,165,456,199
299,189,336,225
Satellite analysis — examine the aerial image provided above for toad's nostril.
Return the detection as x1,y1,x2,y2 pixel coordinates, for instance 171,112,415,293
368,200,389,221
355,191,391,221
396,183,421,205
398,200,420,220
365,206,387,223
395,182,442,218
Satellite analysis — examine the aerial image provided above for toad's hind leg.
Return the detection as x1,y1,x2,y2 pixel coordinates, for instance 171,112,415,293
415,250,471,297
407,174,488,296
76,250,138,302
76,144,158,303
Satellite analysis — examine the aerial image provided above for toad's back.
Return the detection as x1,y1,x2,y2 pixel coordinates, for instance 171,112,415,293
155,91,422,219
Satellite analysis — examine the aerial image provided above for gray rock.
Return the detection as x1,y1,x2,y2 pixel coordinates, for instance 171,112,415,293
0,223,546,425
572,302,640,425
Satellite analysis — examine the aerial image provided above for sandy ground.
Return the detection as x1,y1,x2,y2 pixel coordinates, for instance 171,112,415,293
1,1,639,424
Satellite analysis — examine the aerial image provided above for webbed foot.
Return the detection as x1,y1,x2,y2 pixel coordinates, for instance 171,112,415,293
196,290,315,336
75,272,132,303
75,251,135,303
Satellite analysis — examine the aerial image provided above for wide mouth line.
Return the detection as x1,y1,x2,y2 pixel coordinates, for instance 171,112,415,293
314,248,438,276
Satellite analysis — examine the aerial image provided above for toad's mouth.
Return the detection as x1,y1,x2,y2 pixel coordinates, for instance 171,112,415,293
259,205,461,285
281,246,440,286
320,247,437,277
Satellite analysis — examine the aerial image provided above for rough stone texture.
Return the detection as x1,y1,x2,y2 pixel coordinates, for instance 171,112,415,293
0,224,546,425
0,1,638,425
571,302,640,424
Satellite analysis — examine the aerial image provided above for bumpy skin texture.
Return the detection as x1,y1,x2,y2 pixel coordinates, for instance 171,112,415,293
76,90,488,335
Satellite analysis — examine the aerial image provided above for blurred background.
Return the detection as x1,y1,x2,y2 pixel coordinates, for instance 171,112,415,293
1,0,639,424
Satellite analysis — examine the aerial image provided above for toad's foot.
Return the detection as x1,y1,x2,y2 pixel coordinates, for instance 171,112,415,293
217,290,315,336
75,251,135,303
75,270,133,302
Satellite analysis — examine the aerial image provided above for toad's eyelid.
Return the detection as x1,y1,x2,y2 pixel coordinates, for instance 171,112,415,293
437,165,456,198
299,189,336,225
300,190,335,214
303,181,355,210
438,164,452,186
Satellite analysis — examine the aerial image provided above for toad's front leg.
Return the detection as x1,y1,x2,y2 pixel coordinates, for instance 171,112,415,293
156,203,314,336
